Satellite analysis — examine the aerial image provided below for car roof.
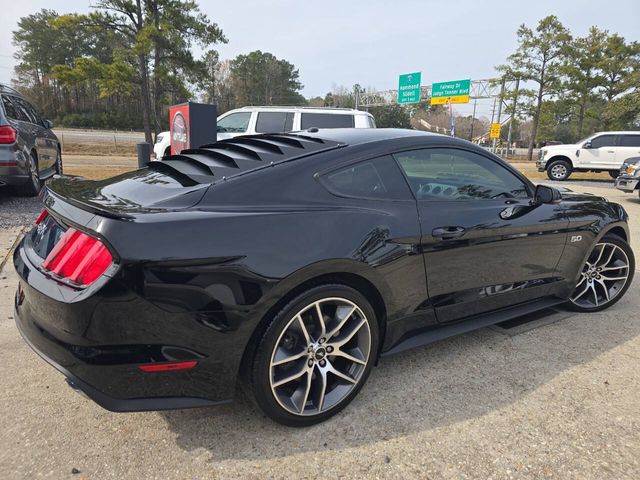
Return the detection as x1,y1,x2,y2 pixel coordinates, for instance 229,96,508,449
298,127,437,145
228,106,371,116
0,83,23,97
592,131,640,135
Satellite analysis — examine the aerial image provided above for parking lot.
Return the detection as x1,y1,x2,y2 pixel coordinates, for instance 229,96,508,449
0,172,638,479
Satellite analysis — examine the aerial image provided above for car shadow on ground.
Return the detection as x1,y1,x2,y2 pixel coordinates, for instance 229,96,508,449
160,277,639,462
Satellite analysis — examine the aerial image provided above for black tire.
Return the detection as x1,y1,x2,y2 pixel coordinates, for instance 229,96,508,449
248,284,379,426
608,171,619,179
15,151,41,196
55,148,63,175
546,159,572,181
566,234,635,313
163,147,170,159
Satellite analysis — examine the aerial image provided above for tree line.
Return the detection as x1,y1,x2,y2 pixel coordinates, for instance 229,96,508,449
498,15,640,159
11,1,305,142
10,7,640,151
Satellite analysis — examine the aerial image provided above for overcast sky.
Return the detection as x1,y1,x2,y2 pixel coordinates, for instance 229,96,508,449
1,0,638,118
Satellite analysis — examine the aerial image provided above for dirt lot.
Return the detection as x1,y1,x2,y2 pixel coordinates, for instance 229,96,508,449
0,161,638,479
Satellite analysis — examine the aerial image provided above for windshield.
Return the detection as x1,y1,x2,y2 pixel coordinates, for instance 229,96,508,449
575,134,595,146
217,112,251,133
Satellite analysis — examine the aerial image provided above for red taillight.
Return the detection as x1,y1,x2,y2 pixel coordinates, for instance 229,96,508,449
138,361,198,372
41,228,113,286
0,125,17,144
35,210,48,225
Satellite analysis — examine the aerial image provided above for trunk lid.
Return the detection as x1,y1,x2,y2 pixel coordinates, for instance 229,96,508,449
47,169,210,219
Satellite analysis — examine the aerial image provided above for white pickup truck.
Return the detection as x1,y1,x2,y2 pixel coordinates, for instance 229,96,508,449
537,131,640,181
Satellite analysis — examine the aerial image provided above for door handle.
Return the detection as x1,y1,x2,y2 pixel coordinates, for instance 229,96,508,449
607,150,615,153
432,226,466,240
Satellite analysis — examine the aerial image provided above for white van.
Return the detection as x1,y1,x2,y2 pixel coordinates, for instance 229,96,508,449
153,106,376,159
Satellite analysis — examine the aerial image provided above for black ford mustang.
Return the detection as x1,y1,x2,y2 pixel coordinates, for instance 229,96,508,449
14,129,634,426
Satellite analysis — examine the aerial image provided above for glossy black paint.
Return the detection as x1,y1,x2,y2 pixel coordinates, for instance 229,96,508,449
13,129,630,411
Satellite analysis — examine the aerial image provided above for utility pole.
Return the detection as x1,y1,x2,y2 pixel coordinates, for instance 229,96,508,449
469,98,477,141
491,79,505,154
489,97,497,150
505,78,519,158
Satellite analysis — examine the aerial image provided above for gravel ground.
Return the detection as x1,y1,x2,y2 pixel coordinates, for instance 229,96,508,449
0,189,42,228
0,180,639,479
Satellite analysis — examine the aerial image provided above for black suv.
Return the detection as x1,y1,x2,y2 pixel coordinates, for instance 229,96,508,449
0,84,61,196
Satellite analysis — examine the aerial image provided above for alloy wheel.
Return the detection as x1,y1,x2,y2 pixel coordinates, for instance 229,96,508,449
29,156,39,188
550,163,567,180
570,242,630,309
269,297,371,416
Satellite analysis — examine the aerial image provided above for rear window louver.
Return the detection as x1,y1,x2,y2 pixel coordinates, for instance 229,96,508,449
149,134,341,184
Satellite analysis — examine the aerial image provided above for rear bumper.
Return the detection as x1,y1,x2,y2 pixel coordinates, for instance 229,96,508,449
15,306,228,412
0,174,29,187
615,176,639,193
13,238,243,412
0,147,30,185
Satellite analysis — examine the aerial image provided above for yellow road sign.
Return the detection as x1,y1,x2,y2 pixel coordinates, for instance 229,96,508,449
490,123,501,139
430,95,470,106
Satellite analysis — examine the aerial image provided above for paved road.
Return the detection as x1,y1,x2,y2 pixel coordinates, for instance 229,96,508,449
0,184,638,479
53,128,145,144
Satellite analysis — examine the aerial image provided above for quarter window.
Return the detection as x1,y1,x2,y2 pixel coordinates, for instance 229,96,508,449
619,135,640,147
321,155,412,200
590,135,616,148
1,95,18,120
394,148,529,200
217,112,251,133
301,113,355,129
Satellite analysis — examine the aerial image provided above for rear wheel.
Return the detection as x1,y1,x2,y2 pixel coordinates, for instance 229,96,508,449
15,151,41,196
249,284,379,426
54,148,63,175
568,235,634,312
546,159,572,181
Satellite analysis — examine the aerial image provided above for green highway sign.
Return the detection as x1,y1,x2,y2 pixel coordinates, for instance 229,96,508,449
431,79,471,105
398,72,421,104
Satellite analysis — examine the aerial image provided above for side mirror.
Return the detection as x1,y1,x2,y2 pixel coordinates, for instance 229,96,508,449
534,184,562,204
583,141,592,149
43,119,54,129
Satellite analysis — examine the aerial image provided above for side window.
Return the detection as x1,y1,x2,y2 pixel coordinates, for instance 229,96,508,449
24,100,43,125
217,112,251,133
255,112,288,133
321,155,412,200
590,135,616,148
6,96,32,123
394,148,530,200
619,135,640,147
301,113,355,129
1,95,18,120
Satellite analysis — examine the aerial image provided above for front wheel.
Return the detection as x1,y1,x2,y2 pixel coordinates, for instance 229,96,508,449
568,235,635,312
249,285,379,426
609,170,619,179
546,159,572,181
